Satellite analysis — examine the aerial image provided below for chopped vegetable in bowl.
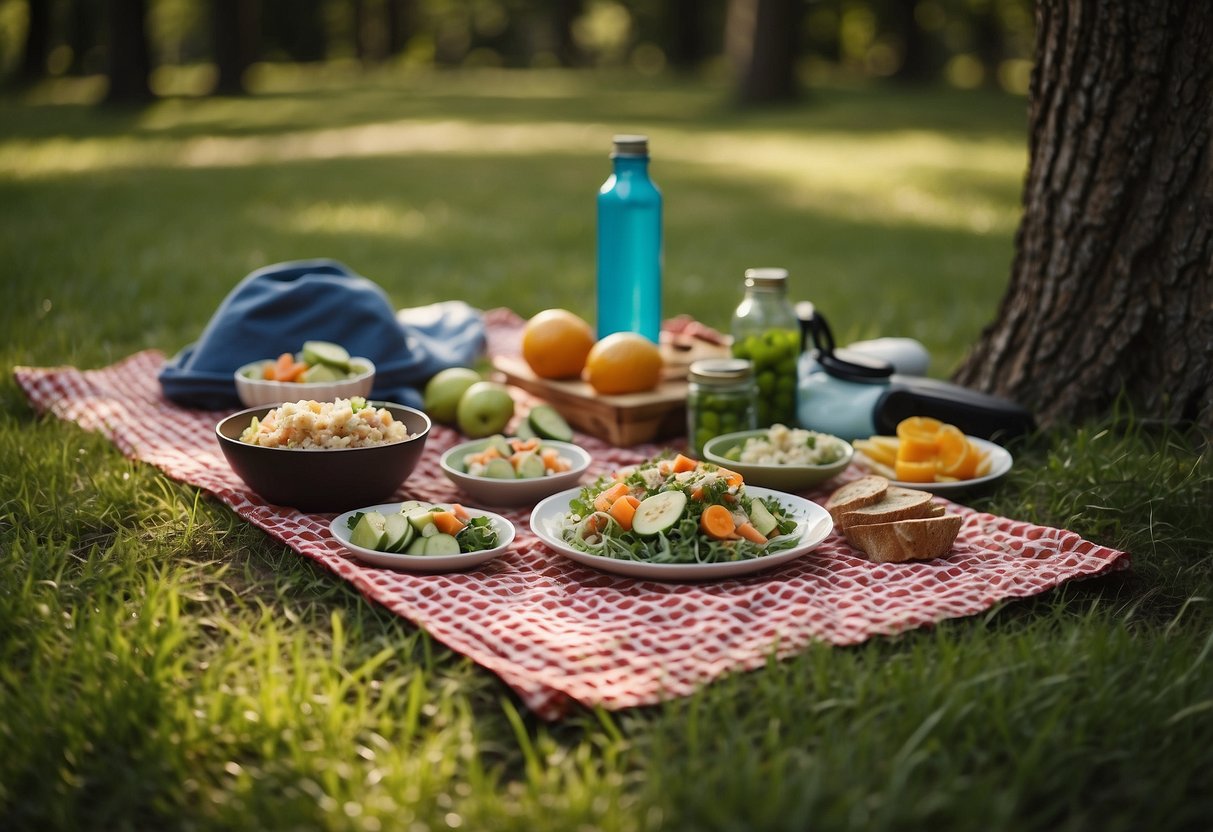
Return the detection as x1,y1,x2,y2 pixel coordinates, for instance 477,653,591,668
724,424,848,466
552,454,801,565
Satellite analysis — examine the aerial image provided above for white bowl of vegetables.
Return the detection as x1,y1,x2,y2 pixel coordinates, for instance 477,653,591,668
235,340,375,408
703,425,853,492
440,433,591,507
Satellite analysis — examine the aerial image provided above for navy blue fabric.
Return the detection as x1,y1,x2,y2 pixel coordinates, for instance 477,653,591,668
158,259,486,410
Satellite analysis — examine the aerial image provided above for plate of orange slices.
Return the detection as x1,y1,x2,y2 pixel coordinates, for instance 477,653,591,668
852,416,1013,494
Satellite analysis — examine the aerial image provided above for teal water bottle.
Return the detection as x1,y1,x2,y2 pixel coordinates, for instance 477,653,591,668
596,134,662,342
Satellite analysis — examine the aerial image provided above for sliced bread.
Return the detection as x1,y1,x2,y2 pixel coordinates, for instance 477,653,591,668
844,514,964,563
824,475,889,523
839,485,936,532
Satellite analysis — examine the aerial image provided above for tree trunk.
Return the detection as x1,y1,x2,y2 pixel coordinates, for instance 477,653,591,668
104,0,153,104
889,0,933,83
954,0,1213,430
210,0,257,95
663,0,707,72
385,0,418,56
16,0,52,86
726,0,802,104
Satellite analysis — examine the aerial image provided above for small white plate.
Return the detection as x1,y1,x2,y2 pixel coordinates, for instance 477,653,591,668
330,502,515,571
529,486,834,581
439,439,591,507
855,435,1014,495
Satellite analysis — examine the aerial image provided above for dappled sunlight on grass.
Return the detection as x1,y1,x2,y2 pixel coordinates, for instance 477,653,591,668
279,200,437,240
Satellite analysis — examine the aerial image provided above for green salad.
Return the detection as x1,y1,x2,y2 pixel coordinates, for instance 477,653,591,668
554,453,801,565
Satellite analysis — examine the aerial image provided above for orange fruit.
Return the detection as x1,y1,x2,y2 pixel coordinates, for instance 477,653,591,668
896,416,943,461
584,332,663,395
521,309,595,380
936,425,980,479
894,458,937,483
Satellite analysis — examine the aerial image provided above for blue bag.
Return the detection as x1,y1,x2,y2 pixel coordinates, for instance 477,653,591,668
158,259,486,410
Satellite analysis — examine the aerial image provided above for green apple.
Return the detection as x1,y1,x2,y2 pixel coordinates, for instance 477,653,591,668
423,367,481,425
456,381,515,438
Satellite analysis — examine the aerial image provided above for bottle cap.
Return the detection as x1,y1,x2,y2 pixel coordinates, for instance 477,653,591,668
611,134,650,158
744,267,789,289
689,358,753,385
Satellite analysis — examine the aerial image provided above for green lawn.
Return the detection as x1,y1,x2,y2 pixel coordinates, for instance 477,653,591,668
2,69,1211,831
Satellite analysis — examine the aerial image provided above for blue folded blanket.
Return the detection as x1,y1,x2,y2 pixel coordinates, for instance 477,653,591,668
158,259,486,410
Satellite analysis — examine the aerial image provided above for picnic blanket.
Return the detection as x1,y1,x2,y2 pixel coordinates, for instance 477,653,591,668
13,309,1130,719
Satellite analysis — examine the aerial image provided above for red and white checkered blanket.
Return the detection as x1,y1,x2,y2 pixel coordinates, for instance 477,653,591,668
13,310,1129,719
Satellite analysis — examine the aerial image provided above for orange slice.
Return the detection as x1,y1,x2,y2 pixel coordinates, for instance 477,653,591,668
935,425,979,479
895,458,937,483
896,416,943,461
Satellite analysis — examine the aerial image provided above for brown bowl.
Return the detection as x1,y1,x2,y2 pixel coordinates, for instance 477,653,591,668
215,401,431,513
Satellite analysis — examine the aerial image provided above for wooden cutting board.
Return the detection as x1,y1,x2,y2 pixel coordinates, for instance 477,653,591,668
492,354,692,447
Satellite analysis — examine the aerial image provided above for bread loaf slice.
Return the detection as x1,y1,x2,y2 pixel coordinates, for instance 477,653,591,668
844,514,964,563
825,475,889,524
839,486,936,531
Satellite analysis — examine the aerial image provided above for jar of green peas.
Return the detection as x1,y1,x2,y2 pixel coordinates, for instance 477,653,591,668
730,268,800,428
687,358,757,458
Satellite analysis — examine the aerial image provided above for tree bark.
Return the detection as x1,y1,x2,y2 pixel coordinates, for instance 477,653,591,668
104,0,153,104
726,0,802,104
954,0,1213,430
210,0,257,95
663,0,708,72
16,0,52,85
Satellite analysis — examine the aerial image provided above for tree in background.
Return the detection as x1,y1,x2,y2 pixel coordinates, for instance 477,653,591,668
954,0,1213,429
104,0,152,103
13,0,51,87
726,0,803,103
210,0,257,94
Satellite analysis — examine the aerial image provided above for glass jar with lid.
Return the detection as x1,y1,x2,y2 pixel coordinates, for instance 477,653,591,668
687,358,757,457
730,267,800,428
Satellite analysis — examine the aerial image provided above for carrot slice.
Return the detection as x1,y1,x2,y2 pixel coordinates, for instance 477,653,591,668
671,453,698,473
450,503,470,520
593,481,630,512
736,522,768,544
700,504,737,540
510,437,540,452
285,361,310,382
713,466,744,487
430,511,465,536
607,495,640,531
272,352,296,381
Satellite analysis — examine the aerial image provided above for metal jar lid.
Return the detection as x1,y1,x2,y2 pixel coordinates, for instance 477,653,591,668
744,267,789,290
689,358,754,385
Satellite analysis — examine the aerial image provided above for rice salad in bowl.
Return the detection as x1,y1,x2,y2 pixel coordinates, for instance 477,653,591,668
239,397,415,449
703,424,853,492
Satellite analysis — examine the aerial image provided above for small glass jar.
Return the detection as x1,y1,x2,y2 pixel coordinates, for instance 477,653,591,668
730,267,801,428
687,358,757,457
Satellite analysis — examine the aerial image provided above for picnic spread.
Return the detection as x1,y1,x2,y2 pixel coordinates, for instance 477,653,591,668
13,259,1131,720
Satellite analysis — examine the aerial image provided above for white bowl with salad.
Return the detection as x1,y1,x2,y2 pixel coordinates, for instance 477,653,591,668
440,433,591,507
330,499,514,571
235,340,375,408
703,425,853,492
528,453,834,580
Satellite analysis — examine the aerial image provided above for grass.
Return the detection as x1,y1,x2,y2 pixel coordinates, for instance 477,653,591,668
2,68,1211,831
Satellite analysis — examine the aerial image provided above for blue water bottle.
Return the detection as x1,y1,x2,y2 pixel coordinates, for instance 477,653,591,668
596,134,662,342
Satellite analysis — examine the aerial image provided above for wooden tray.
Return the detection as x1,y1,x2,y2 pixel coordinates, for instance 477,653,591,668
493,355,691,447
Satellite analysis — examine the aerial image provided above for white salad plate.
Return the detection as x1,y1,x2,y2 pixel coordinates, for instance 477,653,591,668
330,502,515,572
856,435,1014,495
529,486,834,581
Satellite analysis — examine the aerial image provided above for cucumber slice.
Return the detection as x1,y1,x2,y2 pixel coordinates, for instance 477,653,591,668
349,511,387,550
631,491,688,537
513,419,536,440
424,533,461,555
514,451,546,479
747,499,779,538
405,536,428,554
398,500,430,514
486,434,513,458
481,458,516,479
301,340,351,371
301,363,345,383
406,508,438,536
382,512,415,552
527,405,573,442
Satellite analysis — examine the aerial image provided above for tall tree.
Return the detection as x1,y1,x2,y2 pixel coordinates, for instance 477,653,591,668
954,0,1213,429
104,0,153,103
210,0,257,95
663,0,709,72
726,0,803,103
385,0,419,56
15,0,52,86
